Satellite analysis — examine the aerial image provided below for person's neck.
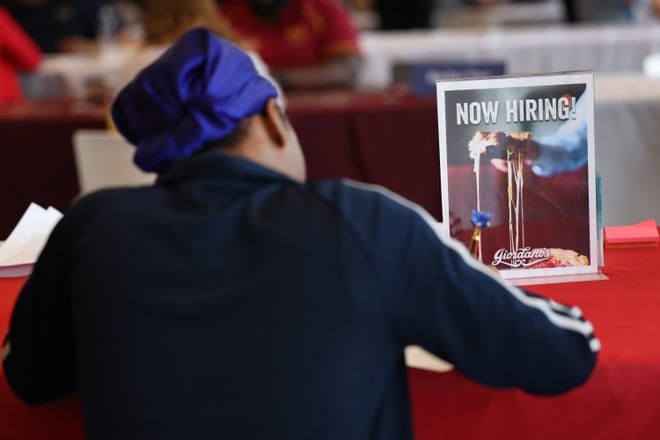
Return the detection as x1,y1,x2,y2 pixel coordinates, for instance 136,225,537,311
223,143,301,182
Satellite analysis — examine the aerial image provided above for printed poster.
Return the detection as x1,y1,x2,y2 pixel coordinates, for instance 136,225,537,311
437,72,600,280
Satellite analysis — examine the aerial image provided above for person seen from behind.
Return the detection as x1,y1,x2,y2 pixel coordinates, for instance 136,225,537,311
3,28,598,440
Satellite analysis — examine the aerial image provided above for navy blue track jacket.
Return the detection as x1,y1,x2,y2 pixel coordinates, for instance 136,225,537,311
3,150,599,439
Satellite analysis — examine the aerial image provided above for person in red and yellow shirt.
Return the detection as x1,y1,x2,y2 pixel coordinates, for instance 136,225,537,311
0,6,41,103
219,0,361,90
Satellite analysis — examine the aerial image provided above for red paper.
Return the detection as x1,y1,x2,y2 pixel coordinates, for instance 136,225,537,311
604,219,659,245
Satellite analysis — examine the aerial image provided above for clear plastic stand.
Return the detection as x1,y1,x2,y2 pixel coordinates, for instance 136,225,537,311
512,271,608,287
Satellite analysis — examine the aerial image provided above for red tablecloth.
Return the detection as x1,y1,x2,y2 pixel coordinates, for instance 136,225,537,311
1,241,659,439
411,241,660,440
0,278,82,439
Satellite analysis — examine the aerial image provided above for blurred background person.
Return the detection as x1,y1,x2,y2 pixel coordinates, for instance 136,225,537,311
114,0,236,94
4,0,110,53
142,0,234,45
0,3,41,103
113,0,281,122
218,0,361,90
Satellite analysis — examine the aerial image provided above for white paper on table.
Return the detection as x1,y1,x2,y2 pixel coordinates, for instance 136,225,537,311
0,203,63,277
405,346,453,373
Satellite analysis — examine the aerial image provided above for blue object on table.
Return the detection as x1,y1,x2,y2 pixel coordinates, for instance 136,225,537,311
394,61,506,96
471,210,493,229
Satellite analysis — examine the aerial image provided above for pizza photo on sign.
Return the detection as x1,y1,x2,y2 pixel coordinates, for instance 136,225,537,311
437,73,601,281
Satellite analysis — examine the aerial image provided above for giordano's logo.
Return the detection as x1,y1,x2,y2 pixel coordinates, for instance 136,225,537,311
492,247,550,268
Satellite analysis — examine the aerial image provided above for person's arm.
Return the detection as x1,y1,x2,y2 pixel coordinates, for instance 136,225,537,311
274,53,360,90
345,182,598,394
2,214,77,405
0,7,41,71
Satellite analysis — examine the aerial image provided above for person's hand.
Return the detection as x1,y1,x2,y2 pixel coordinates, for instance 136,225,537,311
468,131,539,172
468,131,506,160
468,130,537,157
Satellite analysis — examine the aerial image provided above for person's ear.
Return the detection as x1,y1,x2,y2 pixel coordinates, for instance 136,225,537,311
260,98,287,148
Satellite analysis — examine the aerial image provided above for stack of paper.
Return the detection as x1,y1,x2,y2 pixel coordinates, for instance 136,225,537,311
604,219,659,249
0,203,63,277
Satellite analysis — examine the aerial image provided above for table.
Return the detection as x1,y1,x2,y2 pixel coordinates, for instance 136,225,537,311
410,240,660,439
27,24,660,94
359,24,660,89
1,237,659,439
